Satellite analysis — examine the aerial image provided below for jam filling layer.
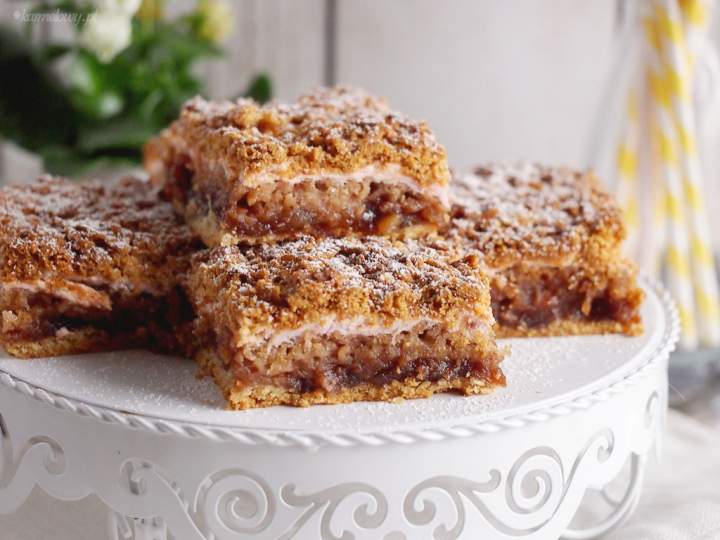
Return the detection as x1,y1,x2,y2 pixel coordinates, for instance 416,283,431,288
214,320,505,394
490,272,641,329
173,160,448,240
0,285,192,352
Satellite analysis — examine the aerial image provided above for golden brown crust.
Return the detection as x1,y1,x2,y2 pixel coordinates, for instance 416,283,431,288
426,163,644,336
145,86,450,188
2,327,113,358
186,237,505,409
0,175,201,288
495,318,640,338
1,325,180,359
187,236,492,337
197,348,501,410
0,175,202,357
445,163,625,269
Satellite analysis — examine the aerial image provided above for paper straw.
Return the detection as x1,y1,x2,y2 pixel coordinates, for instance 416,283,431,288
646,2,699,348
658,0,720,345
588,0,645,188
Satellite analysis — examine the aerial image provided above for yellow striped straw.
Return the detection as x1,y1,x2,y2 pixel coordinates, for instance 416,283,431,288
646,1,699,348
657,0,720,345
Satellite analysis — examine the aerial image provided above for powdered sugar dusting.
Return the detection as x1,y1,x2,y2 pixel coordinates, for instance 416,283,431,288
447,163,623,266
188,236,493,337
149,86,450,189
202,236,484,306
183,86,439,156
0,175,200,284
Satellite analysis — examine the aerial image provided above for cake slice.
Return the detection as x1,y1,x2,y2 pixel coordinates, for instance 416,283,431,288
434,163,643,337
186,237,505,409
144,86,450,246
0,175,202,358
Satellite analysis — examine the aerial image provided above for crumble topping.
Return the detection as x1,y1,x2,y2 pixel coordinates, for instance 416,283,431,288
430,163,643,336
146,86,450,188
0,175,201,291
446,163,625,268
188,236,492,339
187,235,505,409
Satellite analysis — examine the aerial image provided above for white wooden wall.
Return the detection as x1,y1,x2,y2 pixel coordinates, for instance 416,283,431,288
0,0,621,183
335,0,617,169
0,0,718,179
204,0,326,102
208,0,619,170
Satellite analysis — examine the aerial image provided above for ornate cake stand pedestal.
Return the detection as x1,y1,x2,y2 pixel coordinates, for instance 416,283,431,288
0,278,677,540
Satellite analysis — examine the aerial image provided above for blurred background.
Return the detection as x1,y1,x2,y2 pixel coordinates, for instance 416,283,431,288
0,0,719,413
0,0,695,178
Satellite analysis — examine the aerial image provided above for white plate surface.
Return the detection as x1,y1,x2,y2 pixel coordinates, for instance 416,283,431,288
0,278,668,433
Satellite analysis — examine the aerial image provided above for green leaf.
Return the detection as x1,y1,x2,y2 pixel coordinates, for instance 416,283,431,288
1,10,236,171
37,43,73,63
66,50,129,120
243,73,273,103
77,118,157,153
40,145,138,177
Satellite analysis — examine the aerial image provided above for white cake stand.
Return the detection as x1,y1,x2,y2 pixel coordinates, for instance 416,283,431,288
0,278,678,540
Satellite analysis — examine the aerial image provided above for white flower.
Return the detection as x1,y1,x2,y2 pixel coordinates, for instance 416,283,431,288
89,0,142,15
80,10,133,62
79,0,142,62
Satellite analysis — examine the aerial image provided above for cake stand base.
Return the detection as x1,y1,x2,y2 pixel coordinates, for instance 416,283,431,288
0,278,678,540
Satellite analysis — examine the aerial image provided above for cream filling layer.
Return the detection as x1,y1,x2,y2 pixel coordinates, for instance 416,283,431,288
236,314,489,349
1,280,111,310
1,275,167,312
238,164,450,207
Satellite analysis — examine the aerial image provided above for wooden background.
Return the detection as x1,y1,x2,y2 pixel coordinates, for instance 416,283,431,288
0,0,718,194
204,0,620,170
0,0,623,182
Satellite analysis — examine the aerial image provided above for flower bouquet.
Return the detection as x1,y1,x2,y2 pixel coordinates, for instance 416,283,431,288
0,0,271,175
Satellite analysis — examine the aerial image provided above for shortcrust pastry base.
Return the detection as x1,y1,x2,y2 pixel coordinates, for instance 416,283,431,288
3,327,127,358
197,349,501,410
495,318,641,339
